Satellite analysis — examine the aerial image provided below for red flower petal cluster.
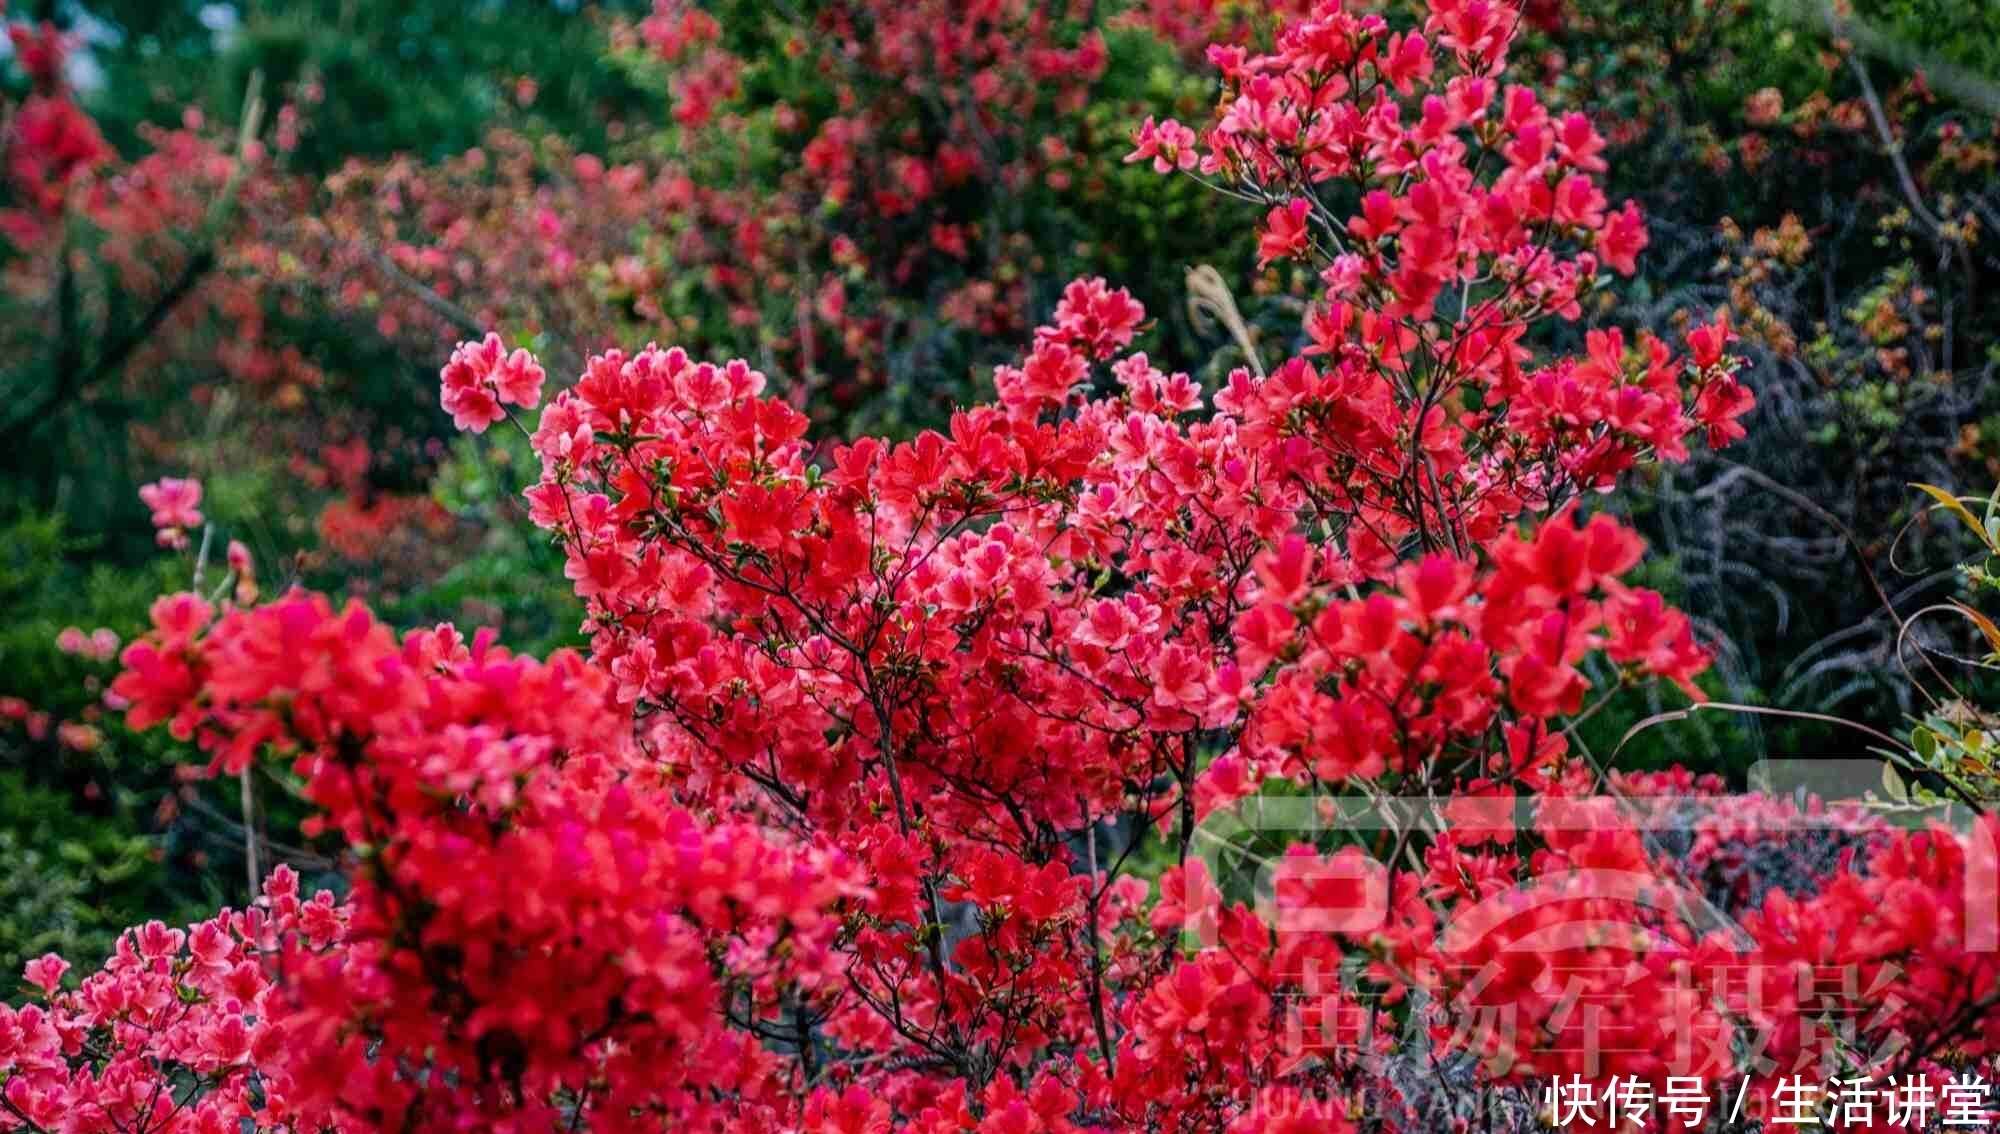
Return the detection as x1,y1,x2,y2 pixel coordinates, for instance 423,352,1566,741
0,867,348,1132
439,330,547,432
37,2,2000,1130
106,590,862,1129
137,476,204,549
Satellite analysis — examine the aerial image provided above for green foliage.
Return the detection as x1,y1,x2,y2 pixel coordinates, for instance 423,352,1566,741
1853,0,2000,81
0,509,267,942
85,0,655,164
389,431,585,655
0,774,169,976
0,511,183,728
0,518,193,963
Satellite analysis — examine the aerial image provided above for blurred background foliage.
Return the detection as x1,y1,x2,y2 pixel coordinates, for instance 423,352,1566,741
2,0,1998,970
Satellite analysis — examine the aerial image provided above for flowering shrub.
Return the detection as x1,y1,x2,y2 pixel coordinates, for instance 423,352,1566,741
0,866,348,1131
103,589,861,1127
11,2,2000,1132
1516,0,2000,740
303,0,1255,435
0,14,337,551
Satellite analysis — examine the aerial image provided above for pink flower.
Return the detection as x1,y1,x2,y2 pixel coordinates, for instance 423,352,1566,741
22,953,67,995
55,721,100,751
1257,198,1311,266
1125,116,1198,173
138,477,203,546
440,332,546,433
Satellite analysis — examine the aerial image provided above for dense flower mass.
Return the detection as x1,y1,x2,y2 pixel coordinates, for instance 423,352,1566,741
10,1,2000,1132
0,866,349,1131
104,589,861,1128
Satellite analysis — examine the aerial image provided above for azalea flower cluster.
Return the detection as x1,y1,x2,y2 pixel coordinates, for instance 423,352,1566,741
315,0,1138,428
1125,2,1752,531
137,476,204,549
103,589,862,1129
0,866,348,1132
439,330,548,431
1,17,311,388
19,2,2000,1131
494,248,1777,1124
0,19,108,240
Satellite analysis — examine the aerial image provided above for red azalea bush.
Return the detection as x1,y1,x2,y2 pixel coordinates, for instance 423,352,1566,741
10,2,2000,1133
0,19,312,401
0,18,517,588
300,0,1123,428
0,15,351,559
301,0,1274,435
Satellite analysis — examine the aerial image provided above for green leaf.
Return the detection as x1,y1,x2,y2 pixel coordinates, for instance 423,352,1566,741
1914,726,1939,763
1881,762,1910,802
